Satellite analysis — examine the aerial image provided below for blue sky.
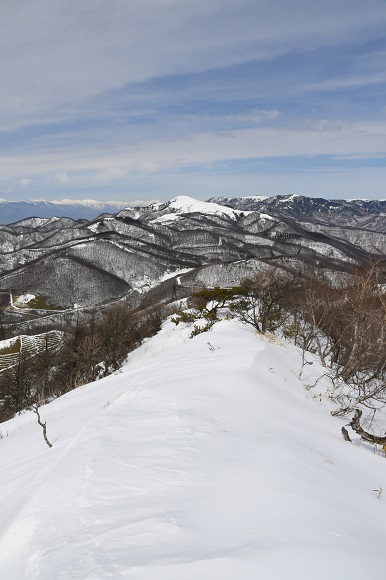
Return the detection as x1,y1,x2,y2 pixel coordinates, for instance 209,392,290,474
1,0,386,202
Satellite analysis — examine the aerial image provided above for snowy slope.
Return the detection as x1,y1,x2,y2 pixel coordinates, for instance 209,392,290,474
150,196,249,223
0,319,386,579
169,195,245,218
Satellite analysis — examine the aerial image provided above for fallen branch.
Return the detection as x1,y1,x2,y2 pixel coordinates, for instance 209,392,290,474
32,405,53,448
348,409,386,445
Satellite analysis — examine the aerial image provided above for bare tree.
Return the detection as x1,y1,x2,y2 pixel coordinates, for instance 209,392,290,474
230,268,294,333
98,301,137,375
329,265,386,417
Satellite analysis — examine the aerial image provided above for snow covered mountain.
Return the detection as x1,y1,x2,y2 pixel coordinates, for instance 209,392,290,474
116,195,249,222
0,194,385,337
209,194,386,231
0,316,385,579
2,194,386,228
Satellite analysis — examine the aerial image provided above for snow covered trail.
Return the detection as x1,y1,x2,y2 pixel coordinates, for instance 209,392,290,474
0,320,386,579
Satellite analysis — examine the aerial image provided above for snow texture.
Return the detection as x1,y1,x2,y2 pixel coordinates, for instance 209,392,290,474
150,213,182,224
166,196,249,220
259,213,276,221
0,319,385,579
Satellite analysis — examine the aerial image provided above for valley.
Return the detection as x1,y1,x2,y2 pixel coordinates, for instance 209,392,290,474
0,195,385,338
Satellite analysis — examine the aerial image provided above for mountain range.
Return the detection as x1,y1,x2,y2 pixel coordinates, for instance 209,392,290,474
1,195,386,227
0,195,385,335
209,194,386,231
0,199,156,224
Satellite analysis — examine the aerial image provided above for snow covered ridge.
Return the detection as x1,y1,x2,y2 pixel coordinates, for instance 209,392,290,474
149,195,251,223
2,195,386,225
1,317,386,579
209,194,386,216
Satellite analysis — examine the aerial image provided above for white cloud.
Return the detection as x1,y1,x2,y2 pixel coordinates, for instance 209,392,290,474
1,0,385,201
0,0,385,124
1,120,385,181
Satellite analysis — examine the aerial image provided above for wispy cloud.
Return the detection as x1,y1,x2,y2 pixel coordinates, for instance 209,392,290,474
1,120,385,178
330,153,386,160
1,0,386,200
1,0,385,120
306,72,386,92
180,110,281,125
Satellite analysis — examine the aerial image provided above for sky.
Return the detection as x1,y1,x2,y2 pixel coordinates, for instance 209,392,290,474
1,0,386,202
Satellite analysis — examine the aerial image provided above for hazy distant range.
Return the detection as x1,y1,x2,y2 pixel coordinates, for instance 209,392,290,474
0,199,158,224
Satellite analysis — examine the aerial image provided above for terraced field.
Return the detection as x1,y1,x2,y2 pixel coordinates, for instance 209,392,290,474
0,331,63,372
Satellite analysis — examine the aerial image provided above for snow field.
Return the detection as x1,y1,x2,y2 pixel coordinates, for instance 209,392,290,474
150,196,250,224
0,319,385,579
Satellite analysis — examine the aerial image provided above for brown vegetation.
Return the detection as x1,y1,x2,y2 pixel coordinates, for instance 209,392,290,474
0,300,167,422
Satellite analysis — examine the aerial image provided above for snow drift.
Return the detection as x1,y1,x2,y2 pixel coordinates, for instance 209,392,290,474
0,318,385,579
